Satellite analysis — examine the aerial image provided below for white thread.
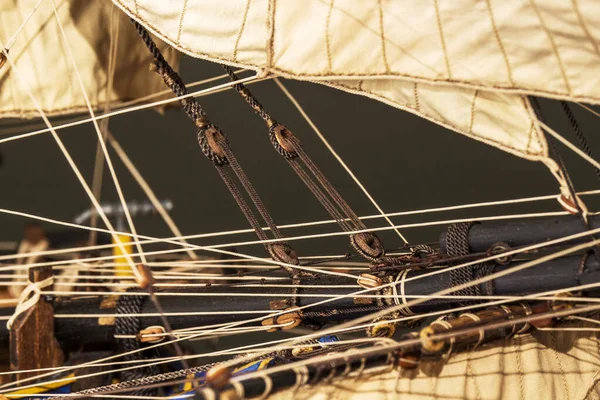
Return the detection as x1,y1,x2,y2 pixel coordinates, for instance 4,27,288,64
461,312,484,346
538,120,600,172
3,0,46,51
273,77,408,244
258,373,273,400
394,269,415,316
6,276,53,329
0,75,261,146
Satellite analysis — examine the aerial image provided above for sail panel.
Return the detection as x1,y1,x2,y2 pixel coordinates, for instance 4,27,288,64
113,0,600,162
114,0,600,104
324,79,546,160
0,0,179,119
270,331,600,400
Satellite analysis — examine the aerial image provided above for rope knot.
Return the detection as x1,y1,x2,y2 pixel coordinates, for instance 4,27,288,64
7,276,54,330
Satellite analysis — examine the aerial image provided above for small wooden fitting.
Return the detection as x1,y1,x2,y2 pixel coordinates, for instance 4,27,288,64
357,273,382,289
205,126,227,157
419,326,445,353
0,52,6,69
398,353,420,370
134,264,155,290
292,345,315,357
273,124,297,153
261,317,278,333
368,320,396,338
531,317,554,329
276,307,302,330
206,365,232,390
137,325,166,343
551,292,574,311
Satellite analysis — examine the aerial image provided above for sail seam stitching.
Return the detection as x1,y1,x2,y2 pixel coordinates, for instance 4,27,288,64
522,96,547,157
377,0,390,73
468,90,478,133
485,0,514,86
433,0,452,79
550,331,571,400
571,0,600,61
413,83,420,112
53,6,76,112
513,335,526,400
176,0,188,45
233,0,251,62
324,0,334,73
266,0,276,71
529,0,572,95
525,121,534,155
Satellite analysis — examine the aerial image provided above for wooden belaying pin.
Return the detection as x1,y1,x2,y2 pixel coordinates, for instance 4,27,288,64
134,263,155,290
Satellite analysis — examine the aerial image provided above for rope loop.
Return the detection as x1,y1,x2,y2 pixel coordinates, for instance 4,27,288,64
6,276,53,330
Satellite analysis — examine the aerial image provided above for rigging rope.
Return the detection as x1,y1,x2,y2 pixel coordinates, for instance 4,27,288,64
221,65,392,263
114,289,160,397
130,20,299,275
444,222,494,305
560,101,600,180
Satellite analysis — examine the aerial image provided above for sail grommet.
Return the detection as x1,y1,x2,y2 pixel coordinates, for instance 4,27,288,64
351,233,385,261
267,243,299,266
137,325,166,343
206,365,232,390
357,273,383,289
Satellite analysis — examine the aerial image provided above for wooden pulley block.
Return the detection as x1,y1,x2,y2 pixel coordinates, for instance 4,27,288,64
275,307,302,330
357,273,382,289
137,325,166,343
419,326,445,353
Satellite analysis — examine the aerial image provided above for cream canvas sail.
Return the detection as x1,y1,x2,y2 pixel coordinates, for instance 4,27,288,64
0,0,179,119
111,0,599,163
272,331,600,400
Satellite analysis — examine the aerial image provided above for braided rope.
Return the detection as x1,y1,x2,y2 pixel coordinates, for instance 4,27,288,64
115,290,159,396
445,222,494,305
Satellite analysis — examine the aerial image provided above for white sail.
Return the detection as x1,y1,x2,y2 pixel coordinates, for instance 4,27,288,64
272,331,600,400
110,0,599,162
0,0,179,119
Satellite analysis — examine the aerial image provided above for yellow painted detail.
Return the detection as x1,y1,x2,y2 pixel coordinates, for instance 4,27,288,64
5,373,75,397
113,234,133,277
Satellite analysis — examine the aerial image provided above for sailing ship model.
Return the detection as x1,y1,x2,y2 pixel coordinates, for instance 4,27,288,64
0,0,599,398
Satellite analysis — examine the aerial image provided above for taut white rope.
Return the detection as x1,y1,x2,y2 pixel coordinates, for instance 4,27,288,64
6,276,53,330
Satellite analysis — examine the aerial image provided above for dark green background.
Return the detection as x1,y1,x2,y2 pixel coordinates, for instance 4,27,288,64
1,55,599,258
